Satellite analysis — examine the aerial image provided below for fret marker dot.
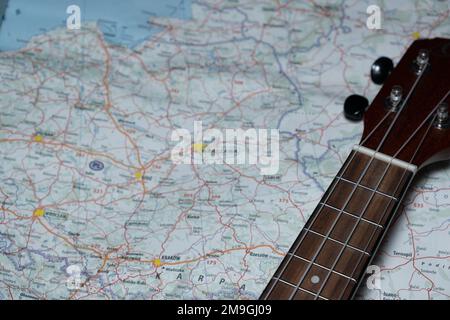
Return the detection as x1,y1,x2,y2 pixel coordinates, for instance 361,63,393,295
311,275,320,284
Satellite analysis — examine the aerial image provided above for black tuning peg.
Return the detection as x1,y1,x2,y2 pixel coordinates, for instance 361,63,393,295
371,57,394,85
344,94,369,121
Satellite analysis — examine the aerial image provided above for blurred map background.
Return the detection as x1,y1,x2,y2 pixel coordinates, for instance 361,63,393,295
0,0,449,299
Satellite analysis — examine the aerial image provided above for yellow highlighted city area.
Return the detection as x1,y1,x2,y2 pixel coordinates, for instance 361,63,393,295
153,258,161,267
192,143,207,153
33,208,45,217
33,134,43,142
412,31,421,40
134,171,143,180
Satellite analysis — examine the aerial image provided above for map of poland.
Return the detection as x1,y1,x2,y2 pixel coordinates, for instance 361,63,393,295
0,0,449,299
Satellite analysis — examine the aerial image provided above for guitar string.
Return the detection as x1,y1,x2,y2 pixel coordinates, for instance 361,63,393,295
324,87,449,299
263,52,435,299
261,78,397,300
356,90,450,265
341,109,442,299
393,90,450,159
262,64,425,299
368,62,428,153
312,160,404,298
286,149,382,299
261,69,405,299
260,99,393,299
265,53,450,299
263,92,449,300
260,111,393,299
313,89,448,299
339,100,442,299
283,59,429,300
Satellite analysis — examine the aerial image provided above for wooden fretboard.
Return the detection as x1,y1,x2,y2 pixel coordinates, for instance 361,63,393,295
260,148,415,300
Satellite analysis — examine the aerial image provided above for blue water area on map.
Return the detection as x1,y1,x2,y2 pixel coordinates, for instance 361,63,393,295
0,0,192,51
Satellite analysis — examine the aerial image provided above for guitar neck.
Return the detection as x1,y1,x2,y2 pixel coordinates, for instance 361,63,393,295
260,145,416,300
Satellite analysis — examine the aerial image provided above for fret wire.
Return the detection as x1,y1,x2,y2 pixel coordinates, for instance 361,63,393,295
335,176,398,200
262,57,438,298
265,61,430,300
338,200,397,299
320,202,385,229
313,155,406,299
286,252,357,282
261,149,362,300
335,69,444,300
273,277,329,300
287,149,386,300
342,103,438,299
263,108,412,301
312,64,430,299
339,163,413,299
302,227,371,256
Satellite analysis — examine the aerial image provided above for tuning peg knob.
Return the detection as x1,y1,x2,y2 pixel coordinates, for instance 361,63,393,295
344,94,369,121
371,57,394,85
435,103,449,129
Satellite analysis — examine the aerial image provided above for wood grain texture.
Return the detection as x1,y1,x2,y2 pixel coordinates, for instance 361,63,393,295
361,38,450,168
260,151,413,300
261,38,450,300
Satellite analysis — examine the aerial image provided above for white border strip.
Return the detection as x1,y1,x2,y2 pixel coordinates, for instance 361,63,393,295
353,145,417,173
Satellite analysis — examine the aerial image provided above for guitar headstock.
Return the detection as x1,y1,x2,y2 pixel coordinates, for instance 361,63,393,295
361,38,450,169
